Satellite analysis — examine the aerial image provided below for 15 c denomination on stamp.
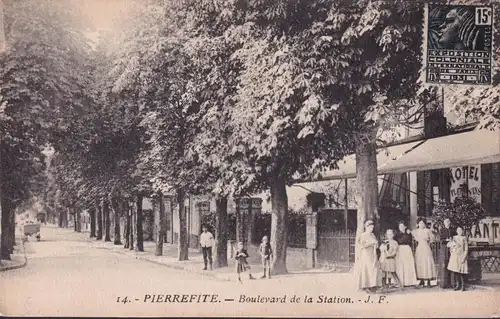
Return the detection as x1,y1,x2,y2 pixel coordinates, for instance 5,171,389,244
424,3,494,86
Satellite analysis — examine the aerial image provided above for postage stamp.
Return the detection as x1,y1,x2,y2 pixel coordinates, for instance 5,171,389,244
424,3,494,86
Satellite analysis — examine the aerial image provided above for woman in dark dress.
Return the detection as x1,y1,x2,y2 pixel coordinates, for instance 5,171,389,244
394,221,418,287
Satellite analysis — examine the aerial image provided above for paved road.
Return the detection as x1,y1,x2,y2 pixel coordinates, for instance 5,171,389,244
1,226,499,317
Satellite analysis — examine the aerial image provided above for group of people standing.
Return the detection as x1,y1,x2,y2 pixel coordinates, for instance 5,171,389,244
354,217,469,293
199,225,273,283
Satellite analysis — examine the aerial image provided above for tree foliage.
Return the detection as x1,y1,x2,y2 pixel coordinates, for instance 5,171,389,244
433,196,486,235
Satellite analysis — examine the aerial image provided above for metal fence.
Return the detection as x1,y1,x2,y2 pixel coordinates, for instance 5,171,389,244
315,230,443,275
316,228,498,282
317,229,356,271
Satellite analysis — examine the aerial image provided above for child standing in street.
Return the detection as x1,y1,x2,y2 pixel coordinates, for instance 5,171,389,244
235,241,256,283
447,226,469,291
379,229,402,291
259,236,273,279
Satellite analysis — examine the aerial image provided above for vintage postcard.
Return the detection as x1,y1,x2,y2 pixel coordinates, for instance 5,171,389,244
0,0,499,318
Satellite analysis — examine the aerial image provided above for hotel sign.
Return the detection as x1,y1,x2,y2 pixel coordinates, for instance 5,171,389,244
449,165,481,203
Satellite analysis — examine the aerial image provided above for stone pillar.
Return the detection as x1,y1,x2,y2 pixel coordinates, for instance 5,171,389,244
235,198,245,245
306,193,326,214
305,192,325,268
249,198,262,245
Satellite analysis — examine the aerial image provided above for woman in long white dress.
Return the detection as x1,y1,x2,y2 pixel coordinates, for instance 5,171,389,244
353,220,381,293
412,218,437,288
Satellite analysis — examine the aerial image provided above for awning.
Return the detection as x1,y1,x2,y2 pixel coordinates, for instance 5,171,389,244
296,140,424,182
379,129,500,173
294,129,500,183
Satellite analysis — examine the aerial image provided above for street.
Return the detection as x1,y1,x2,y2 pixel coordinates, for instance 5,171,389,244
0,226,499,317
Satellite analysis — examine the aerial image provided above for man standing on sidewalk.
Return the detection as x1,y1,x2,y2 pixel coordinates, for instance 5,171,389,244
438,218,456,289
200,225,214,271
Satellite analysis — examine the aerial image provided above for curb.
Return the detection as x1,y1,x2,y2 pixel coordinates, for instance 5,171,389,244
0,239,27,272
90,243,351,283
87,241,500,288
91,243,233,282
134,255,233,282
470,284,497,291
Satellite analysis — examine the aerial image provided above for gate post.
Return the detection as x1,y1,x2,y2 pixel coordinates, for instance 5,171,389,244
305,193,326,268
306,213,317,268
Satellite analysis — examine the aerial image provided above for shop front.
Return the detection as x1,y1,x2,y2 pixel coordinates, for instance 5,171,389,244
296,128,500,273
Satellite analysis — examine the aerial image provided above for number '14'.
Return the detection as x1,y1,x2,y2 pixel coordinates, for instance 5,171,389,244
117,296,129,304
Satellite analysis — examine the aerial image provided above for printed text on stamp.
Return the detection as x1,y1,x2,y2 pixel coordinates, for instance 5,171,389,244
425,4,494,86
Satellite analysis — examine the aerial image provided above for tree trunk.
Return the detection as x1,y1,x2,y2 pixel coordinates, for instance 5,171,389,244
135,196,144,252
123,201,130,248
170,198,174,244
129,200,135,251
161,195,168,244
355,133,379,248
75,210,81,232
0,196,14,260
111,196,122,245
61,207,68,228
154,193,165,256
214,196,228,268
72,209,77,231
103,198,111,242
58,206,63,228
89,208,96,238
96,202,103,240
270,176,289,275
9,202,15,247
123,201,129,248
177,188,188,261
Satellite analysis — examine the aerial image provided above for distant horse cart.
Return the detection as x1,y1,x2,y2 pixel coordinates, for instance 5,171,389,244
37,213,46,224
23,223,41,242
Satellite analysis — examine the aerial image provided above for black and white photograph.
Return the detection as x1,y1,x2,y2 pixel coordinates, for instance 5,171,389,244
0,0,499,317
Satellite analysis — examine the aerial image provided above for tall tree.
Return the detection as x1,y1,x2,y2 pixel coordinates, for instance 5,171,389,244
96,201,103,240
178,0,427,274
124,200,131,249
0,0,92,258
214,197,228,268
89,207,96,238
109,1,203,260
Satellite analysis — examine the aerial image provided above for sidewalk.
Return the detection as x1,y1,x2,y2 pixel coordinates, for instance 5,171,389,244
83,236,346,282
0,236,27,272
49,225,500,289
89,237,500,289
476,272,500,289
